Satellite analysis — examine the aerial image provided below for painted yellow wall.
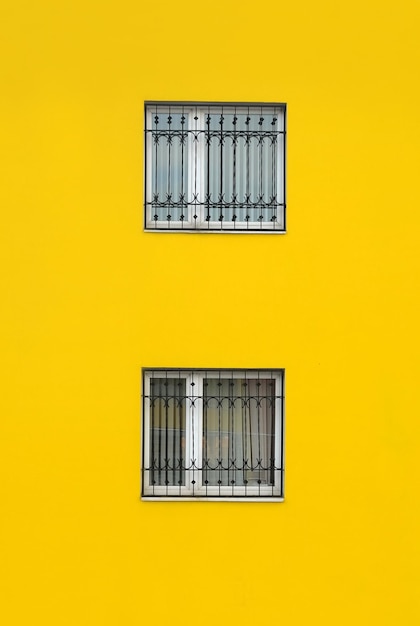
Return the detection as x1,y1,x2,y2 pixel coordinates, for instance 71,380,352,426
1,1,420,624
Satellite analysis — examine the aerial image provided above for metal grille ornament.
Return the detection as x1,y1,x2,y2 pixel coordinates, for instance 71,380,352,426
145,103,286,231
142,369,285,498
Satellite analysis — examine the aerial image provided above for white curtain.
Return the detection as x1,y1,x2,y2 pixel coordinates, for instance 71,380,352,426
202,377,276,486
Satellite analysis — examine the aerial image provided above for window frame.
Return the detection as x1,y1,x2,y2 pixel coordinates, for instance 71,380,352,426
141,368,285,501
144,102,287,233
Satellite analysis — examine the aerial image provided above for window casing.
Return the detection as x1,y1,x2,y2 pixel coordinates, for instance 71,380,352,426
144,102,286,232
142,369,285,500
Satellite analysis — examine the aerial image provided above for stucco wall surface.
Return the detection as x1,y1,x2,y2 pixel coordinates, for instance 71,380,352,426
1,1,419,624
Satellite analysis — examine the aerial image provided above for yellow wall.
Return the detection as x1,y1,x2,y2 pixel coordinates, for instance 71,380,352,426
1,1,420,624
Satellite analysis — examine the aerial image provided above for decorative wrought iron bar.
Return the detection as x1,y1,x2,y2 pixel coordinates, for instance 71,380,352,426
145,103,286,231
142,369,285,498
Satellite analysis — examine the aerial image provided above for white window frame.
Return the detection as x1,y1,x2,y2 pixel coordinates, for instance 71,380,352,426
144,102,286,232
141,369,285,501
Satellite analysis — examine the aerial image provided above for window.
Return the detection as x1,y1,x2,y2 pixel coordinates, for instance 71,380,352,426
144,102,286,232
142,369,285,500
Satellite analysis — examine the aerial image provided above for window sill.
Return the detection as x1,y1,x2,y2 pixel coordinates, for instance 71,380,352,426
141,497,284,502
143,228,287,234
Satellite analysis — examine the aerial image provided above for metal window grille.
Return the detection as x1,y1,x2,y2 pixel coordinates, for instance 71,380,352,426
144,102,286,232
142,369,285,500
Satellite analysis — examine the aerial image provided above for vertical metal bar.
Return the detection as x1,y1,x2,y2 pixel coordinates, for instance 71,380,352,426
259,108,263,229
172,376,177,487
150,374,154,489
219,109,224,228
230,372,235,492
242,377,247,488
179,372,183,491
272,107,276,229
227,376,231,490
181,106,185,227
232,108,237,228
270,373,276,486
202,372,207,493
165,373,169,487
257,371,261,489
246,108,250,229
167,108,172,227
218,370,222,493
191,370,195,495
154,105,159,226
206,109,211,228
193,107,198,228
247,372,253,472
157,377,162,486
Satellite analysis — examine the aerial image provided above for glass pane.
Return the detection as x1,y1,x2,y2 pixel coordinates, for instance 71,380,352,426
204,110,281,224
202,378,276,487
150,111,188,222
149,377,186,486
